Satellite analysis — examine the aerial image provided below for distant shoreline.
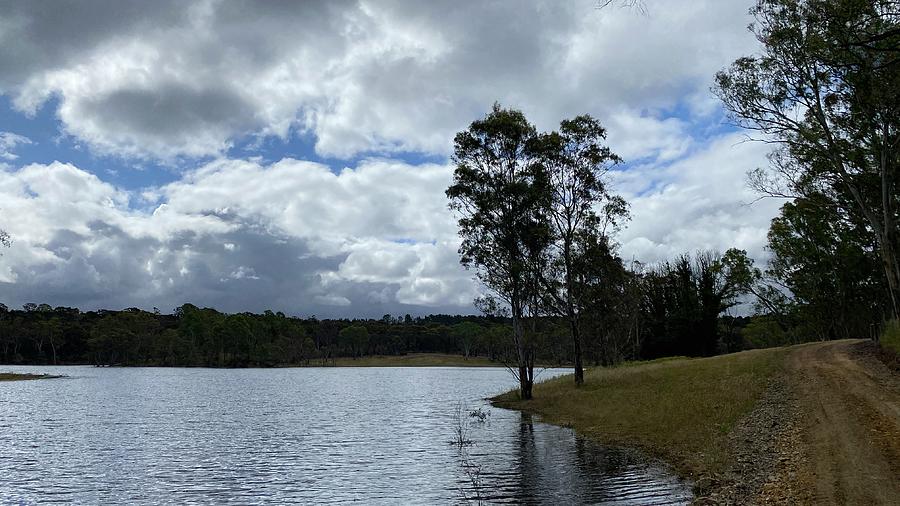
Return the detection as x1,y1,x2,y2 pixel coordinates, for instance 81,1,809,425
0,353,571,370
317,353,503,367
1,353,566,369
0,372,64,382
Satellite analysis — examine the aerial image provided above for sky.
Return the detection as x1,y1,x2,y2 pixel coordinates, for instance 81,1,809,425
0,0,784,317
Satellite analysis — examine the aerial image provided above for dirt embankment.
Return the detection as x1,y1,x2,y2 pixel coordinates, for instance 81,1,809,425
705,340,900,505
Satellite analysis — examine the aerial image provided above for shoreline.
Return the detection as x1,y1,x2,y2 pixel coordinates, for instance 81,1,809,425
491,340,900,504
1,353,566,369
491,346,791,502
0,372,65,382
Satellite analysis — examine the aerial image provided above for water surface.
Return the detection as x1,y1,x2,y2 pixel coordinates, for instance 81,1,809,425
0,365,690,504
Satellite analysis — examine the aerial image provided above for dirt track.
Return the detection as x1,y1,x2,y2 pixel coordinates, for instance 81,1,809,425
786,339,900,505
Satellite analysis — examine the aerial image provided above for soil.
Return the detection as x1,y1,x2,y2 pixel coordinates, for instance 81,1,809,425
696,339,900,505
787,340,900,505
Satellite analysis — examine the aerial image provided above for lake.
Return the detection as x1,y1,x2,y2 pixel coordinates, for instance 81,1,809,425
0,365,691,504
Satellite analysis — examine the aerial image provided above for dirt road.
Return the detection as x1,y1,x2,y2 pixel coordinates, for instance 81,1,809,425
786,339,900,504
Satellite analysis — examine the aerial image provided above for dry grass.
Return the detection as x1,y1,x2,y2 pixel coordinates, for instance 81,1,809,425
493,346,790,478
323,353,502,367
0,372,62,381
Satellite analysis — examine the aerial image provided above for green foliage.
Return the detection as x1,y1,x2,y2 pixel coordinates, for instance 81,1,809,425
0,303,519,367
447,103,551,303
539,114,626,384
447,103,553,398
742,316,791,349
715,0,900,319
881,320,900,356
338,325,369,358
451,321,481,358
639,251,751,358
767,196,885,340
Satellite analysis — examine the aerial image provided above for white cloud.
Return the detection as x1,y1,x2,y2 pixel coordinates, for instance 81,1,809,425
0,131,784,315
0,132,31,161
0,159,477,315
0,0,786,315
615,133,784,266
0,0,761,161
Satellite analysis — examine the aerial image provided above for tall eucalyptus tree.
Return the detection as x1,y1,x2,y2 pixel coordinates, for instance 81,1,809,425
446,104,551,400
537,115,626,385
715,0,900,318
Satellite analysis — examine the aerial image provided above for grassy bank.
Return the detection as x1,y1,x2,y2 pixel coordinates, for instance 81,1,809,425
322,353,503,367
0,372,63,381
492,346,789,479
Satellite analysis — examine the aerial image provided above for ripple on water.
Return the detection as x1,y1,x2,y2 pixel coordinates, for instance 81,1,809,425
1,365,691,504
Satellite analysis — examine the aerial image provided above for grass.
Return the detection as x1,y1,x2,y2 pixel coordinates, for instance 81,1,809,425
0,372,63,381
881,320,900,354
879,320,900,371
319,353,504,367
492,346,790,479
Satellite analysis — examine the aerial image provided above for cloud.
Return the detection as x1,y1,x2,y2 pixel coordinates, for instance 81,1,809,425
0,132,31,161
614,133,784,266
0,159,475,315
0,0,761,161
0,130,783,315
0,1,786,316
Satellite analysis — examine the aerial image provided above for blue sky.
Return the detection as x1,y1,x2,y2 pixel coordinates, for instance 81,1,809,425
0,0,781,316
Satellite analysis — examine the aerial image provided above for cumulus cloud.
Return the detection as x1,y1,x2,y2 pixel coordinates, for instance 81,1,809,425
0,0,785,315
615,133,783,266
0,135,782,315
0,0,760,161
0,159,475,315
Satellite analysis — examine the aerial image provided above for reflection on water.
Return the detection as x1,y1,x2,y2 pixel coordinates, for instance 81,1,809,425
1,365,690,504
455,411,690,504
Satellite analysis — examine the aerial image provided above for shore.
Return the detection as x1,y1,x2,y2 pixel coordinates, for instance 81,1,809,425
320,353,505,367
0,372,63,381
0,354,559,369
493,340,900,504
493,347,787,490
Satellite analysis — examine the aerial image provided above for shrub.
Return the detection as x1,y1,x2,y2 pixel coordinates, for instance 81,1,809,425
879,320,900,371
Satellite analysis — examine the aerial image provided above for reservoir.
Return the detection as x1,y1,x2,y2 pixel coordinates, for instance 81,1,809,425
1,365,690,504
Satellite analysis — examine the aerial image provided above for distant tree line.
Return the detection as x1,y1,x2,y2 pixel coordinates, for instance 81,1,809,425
0,286,760,369
0,304,519,367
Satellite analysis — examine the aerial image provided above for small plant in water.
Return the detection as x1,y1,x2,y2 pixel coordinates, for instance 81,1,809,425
451,402,473,447
468,406,490,423
451,401,485,504
458,447,485,505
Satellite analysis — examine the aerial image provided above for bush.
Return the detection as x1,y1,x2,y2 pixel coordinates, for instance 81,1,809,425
742,317,789,349
879,320,900,371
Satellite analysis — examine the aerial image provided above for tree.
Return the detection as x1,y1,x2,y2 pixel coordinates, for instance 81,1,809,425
765,195,884,339
447,104,552,399
639,250,749,357
576,235,639,366
452,321,481,359
537,114,625,385
338,325,369,358
715,0,900,318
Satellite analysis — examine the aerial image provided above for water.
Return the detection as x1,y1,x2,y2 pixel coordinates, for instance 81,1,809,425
0,365,691,504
